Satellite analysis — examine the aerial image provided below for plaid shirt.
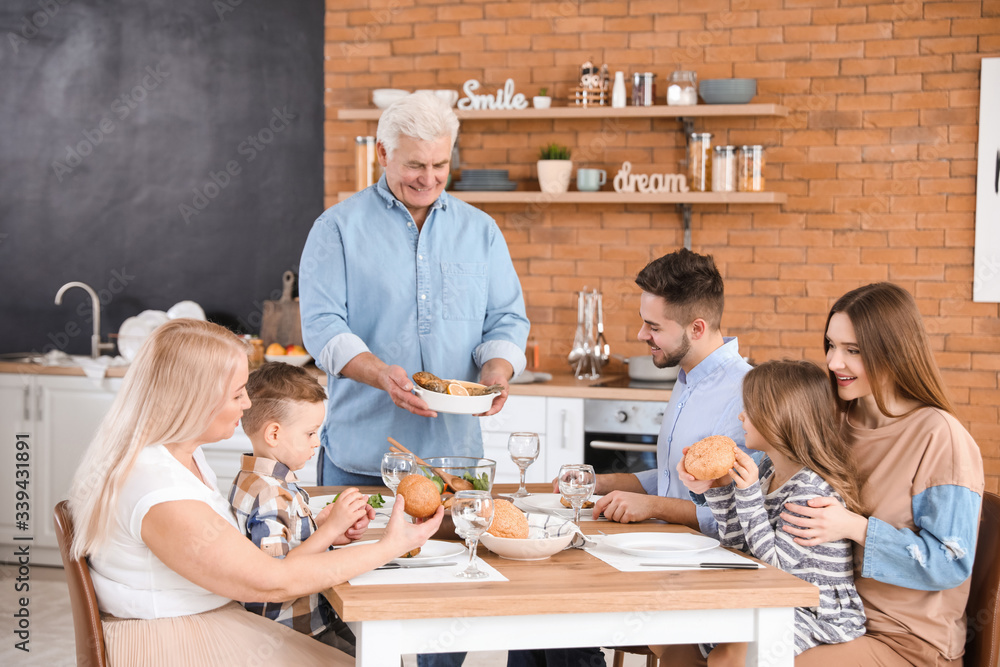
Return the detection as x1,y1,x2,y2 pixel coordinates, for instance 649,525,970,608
228,454,336,637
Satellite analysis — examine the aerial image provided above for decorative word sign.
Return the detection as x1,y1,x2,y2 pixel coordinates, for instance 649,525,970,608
613,162,689,194
458,78,529,111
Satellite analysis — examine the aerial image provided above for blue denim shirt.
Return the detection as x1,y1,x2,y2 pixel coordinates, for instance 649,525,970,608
634,337,752,535
299,176,529,475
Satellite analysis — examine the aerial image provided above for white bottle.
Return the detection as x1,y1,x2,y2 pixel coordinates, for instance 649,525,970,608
611,71,626,108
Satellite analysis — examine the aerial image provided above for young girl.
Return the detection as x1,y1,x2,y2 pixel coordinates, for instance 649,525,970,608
681,359,867,665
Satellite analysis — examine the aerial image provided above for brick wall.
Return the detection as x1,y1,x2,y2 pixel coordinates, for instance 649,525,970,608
324,0,1000,490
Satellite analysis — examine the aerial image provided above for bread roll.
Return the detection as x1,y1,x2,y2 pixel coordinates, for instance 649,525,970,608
684,435,737,481
396,474,442,519
487,499,529,539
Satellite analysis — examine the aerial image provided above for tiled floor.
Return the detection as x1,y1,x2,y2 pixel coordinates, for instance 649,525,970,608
0,564,634,666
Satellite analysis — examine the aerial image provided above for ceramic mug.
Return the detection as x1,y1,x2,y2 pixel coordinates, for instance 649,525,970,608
576,168,607,192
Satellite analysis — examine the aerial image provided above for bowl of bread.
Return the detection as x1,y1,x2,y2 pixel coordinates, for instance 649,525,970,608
480,500,577,561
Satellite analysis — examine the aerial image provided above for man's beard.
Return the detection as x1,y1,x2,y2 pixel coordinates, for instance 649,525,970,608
654,332,690,368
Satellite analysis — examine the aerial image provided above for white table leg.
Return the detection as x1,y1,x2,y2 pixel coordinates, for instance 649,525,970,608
746,607,797,667
353,619,403,666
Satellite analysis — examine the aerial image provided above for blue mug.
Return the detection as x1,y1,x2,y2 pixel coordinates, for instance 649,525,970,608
577,168,607,192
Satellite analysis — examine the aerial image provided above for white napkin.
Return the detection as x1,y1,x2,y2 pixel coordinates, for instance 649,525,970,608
348,555,508,586
584,539,762,572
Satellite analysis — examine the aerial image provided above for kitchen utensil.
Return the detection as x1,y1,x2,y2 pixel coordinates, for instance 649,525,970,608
387,438,464,492
372,88,409,108
698,78,757,104
375,561,458,570
411,383,500,414
639,562,760,569
264,353,312,367
259,271,302,349
567,290,587,365
574,292,600,379
595,292,609,366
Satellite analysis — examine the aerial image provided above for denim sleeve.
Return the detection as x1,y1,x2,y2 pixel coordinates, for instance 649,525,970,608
476,223,529,374
300,215,356,369
862,484,981,590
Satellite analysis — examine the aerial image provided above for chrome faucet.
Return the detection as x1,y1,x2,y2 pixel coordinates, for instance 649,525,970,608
54,281,116,358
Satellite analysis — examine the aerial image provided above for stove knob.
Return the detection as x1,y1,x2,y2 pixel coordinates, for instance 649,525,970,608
614,410,628,423
654,411,664,425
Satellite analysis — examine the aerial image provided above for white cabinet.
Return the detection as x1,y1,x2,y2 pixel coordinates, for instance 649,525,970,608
0,374,121,566
479,395,584,485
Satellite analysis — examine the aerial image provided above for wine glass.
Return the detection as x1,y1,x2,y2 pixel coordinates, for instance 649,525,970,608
507,432,540,498
450,490,494,579
380,452,415,495
558,464,596,525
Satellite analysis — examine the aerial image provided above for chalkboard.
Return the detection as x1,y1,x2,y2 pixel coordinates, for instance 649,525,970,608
0,0,324,355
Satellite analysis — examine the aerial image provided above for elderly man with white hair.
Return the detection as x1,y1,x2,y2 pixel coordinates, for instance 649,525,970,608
300,90,529,488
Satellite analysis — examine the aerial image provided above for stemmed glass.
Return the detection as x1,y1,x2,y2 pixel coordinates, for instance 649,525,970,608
380,452,415,496
450,490,494,579
558,464,596,526
507,432,540,498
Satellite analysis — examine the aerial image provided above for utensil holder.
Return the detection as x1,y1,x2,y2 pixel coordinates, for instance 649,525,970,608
573,290,603,380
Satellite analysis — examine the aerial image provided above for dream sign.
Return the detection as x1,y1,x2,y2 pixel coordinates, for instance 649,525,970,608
613,162,689,194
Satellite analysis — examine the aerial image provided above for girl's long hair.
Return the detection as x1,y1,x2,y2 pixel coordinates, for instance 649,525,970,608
743,360,865,513
68,319,248,559
825,282,953,417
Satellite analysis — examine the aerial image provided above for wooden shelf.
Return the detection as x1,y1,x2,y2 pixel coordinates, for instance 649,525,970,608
337,103,788,121
337,190,786,205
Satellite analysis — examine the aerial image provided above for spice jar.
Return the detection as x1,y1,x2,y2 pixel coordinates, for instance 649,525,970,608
712,145,736,192
354,136,377,190
688,132,713,192
632,72,656,107
737,145,765,192
667,71,698,106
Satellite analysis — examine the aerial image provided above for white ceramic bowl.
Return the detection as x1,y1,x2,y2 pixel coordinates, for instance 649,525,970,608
372,88,409,109
481,513,577,561
412,381,499,414
434,89,459,107
264,354,312,367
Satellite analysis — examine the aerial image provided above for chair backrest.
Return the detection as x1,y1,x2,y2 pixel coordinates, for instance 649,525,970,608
53,500,108,667
965,491,1000,667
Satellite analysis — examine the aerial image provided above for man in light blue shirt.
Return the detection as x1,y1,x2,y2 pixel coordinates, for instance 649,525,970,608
299,92,529,489
593,249,752,535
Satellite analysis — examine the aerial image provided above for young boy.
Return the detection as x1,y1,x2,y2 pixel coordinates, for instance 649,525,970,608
228,361,374,657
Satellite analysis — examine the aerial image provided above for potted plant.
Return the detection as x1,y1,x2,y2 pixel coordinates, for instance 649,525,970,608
532,87,552,109
536,143,572,194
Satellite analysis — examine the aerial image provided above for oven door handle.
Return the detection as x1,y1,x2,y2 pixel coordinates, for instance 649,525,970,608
588,440,657,453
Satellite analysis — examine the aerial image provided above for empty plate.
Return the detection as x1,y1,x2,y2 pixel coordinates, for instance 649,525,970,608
601,532,720,558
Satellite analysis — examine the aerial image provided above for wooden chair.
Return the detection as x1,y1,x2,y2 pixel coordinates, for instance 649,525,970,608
612,645,659,667
965,490,1000,667
53,500,108,667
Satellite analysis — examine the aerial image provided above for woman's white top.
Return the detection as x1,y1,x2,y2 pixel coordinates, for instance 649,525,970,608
90,443,239,619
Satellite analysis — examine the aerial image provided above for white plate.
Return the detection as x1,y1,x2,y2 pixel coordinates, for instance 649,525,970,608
340,539,465,564
601,532,720,558
264,354,312,367
516,493,604,520
166,300,206,320
116,310,170,362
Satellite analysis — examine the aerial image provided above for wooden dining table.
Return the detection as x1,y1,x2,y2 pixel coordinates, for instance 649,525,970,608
311,483,818,666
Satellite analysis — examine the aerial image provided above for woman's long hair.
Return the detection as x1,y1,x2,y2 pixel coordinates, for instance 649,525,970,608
68,319,248,559
824,282,953,417
743,360,865,513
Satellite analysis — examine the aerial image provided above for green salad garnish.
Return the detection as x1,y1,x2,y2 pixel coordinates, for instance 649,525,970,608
327,492,385,508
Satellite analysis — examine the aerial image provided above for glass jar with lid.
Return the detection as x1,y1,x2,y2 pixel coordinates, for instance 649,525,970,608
667,71,698,106
737,145,765,192
688,132,713,192
712,145,737,192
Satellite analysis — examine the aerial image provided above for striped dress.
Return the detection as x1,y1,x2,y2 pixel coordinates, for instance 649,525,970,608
702,458,866,655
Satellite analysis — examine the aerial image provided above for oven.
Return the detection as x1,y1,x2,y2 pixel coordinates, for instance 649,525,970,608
583,398,665,475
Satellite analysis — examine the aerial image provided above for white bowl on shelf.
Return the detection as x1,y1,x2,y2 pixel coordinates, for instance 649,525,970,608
372,88,409,109
264,354,312,367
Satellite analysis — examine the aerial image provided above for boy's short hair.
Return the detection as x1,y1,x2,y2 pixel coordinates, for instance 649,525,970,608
241,362,326,438
635,248,724,330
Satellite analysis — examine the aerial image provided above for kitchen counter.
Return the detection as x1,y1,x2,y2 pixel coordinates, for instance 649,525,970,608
0,361,671,402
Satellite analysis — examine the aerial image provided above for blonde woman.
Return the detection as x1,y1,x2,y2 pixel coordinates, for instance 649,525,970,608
68,319,442,666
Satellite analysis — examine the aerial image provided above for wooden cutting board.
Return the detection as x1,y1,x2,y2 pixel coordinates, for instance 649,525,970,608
259,271,302,348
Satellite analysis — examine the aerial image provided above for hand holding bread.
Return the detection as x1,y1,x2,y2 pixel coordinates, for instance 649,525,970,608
728,447,760,489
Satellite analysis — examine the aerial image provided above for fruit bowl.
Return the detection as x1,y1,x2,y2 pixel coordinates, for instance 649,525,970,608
372,88,409,109
481,514,577,561
264,354,312,367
